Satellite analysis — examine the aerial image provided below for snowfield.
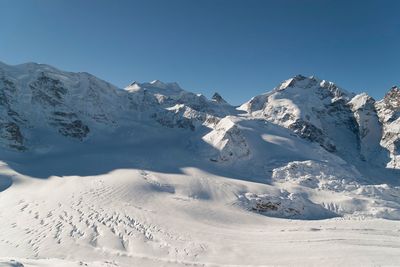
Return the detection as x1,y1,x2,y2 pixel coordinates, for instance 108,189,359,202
0,62,400,266
1,159,400,267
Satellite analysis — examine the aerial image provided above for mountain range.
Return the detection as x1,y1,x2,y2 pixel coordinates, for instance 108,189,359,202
0,61,400,266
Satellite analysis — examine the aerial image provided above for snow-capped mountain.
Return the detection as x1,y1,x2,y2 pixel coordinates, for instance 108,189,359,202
1,61,400,266
239,75,388,165
1,62,398,169
0,62,235,152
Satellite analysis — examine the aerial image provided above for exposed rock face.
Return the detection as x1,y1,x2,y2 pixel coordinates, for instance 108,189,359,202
376,86,400,168
288,119,336,152
0,75,26,150
237,191,337,219
0,121,25,150
349,93,384,163
376,86,400,124
383,86,400,110
30,73,68,106
55,118,90,140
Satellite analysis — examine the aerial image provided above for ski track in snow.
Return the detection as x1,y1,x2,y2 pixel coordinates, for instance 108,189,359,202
0,167,400,266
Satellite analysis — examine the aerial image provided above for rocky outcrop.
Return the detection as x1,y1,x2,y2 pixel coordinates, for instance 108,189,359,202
50,112,90,140
202,117,250,162
29,73,68,107
376,86,400,168
237,190,337,219
0,121,25,150
349,93,384,163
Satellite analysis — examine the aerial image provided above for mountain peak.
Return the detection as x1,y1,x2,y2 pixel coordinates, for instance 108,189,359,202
275,75,352,101
125,80,183,93
211,92,227,104
349,92,375,110
278,75,321,90
125,81,141,91
389,85,399,93
146,80,182,91
383,85,400,109
150,79,166,88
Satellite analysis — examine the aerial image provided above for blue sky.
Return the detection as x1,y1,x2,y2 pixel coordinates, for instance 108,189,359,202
0,0,399,104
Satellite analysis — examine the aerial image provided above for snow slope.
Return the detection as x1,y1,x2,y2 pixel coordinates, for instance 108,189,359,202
0,61,400,266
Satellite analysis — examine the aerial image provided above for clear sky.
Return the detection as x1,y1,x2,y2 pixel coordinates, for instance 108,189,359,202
0,0,399,104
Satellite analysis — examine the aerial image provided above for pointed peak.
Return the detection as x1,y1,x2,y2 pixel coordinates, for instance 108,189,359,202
147,80,167,89
128,81,138,86
293,74,308,81
211,92,227,104
124,81,142,91
384,85,400,109
150,79,165,86
385,85,400,98
389,85,399,92
166,82,182,90
349,92,375,110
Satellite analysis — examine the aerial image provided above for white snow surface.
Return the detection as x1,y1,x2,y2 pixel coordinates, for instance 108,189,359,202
1,62,400,266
